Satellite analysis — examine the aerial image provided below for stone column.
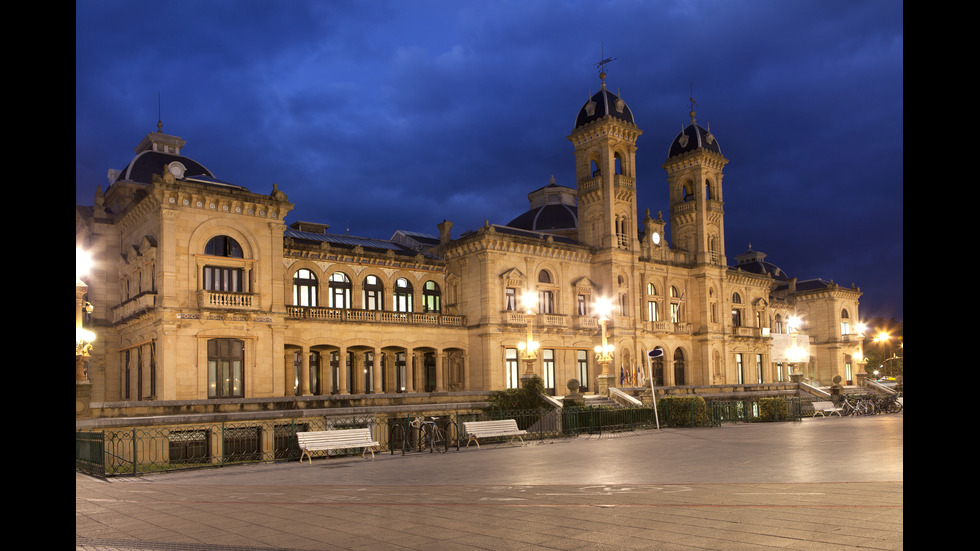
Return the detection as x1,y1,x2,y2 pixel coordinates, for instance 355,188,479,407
435,349,445,391
372,347,383,393
300,345,311,396
336,346,348,394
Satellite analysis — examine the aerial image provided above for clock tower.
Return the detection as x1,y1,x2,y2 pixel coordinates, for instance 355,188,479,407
662,108,729,265
567,72,642,252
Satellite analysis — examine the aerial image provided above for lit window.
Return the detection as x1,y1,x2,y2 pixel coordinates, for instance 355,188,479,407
363,275,384,310
394,278,413,312
423,281,441,313
328,272,351,309
293,269,318,307
208,338,244,398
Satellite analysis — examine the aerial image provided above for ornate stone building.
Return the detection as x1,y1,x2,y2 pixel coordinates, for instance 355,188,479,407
75,75,864,419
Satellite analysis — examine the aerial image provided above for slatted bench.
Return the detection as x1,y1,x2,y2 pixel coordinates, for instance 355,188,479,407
296,428,379,463
811,401,843,417
462,419,527,448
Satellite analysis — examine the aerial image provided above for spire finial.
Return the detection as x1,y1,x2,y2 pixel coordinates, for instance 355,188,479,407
688,83,697,124
157,92,163,133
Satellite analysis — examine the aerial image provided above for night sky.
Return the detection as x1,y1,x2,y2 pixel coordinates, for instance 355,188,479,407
76,1,903,322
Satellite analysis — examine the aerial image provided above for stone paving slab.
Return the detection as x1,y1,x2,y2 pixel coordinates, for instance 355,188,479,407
78,414,903,550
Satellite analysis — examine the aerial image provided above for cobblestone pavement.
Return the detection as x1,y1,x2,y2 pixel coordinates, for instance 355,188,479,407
77,413,903,550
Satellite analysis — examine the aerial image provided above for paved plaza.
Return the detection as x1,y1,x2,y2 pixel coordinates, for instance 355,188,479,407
76,412,903,550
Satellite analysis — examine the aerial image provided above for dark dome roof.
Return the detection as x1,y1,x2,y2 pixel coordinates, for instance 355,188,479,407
734,247,789,281
115,149,214,185
575,87,635,128
668,120,721,159
507,203,578,232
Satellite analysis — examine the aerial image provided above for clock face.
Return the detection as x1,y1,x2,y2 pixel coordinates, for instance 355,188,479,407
651,232,661,245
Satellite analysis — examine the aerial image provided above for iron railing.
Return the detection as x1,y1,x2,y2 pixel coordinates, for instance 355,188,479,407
76,397,803,477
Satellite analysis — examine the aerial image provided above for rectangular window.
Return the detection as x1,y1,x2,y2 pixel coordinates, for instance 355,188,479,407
204,266,243,293
671,303,680,323
732,309,742,327
577,350,589,392
505,288,517,311
647,300,659,322
736,353,744,384
538,290,554,314
208,339,245,398
756,354,763,384
543,349,555,394
577,294,588,316
506,348,519,389
776,362,785,383
168,429,210,465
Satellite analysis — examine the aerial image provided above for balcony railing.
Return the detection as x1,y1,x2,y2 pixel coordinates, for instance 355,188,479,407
286,306,465,326
199,290,255,310
111,292,157,323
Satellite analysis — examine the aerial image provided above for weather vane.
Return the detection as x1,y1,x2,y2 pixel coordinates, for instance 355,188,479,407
595,44,616,84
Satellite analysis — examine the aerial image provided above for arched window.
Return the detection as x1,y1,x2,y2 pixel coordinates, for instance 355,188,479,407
394,278,413,312
205,236,243,258
650,347,665,385
731,293,743,327
363,275,384,311
203,235,245,292
328,272,351,309
673,349,685,385
423,281,441,313
774,314,784,334
293,269,318,307
840,308,851,336
538,270,551,284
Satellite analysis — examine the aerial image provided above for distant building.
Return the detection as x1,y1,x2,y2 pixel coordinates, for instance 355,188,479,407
76,75,863,420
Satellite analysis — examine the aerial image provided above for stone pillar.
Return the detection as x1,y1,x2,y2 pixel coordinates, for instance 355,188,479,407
300,346,311,396
404,350,416,393
337,346,348,394
372,347,383,394
435,349,445,391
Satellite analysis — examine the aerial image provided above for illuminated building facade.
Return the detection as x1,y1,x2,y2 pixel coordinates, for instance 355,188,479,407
75,76,864,418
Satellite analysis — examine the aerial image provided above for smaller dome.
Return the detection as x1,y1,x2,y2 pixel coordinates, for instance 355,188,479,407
575,86,635,128
734,246,789,281
506,178,578,233
668,117,721,159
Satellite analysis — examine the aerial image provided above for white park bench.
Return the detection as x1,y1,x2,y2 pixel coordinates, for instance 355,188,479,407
811,401,843,417
296,428,379,463
462,419,527,448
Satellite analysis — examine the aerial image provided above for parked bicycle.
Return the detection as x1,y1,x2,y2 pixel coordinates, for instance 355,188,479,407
873,394,903,414
412,416,448,453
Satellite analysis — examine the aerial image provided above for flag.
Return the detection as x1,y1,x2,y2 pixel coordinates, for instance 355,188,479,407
619,364,624,384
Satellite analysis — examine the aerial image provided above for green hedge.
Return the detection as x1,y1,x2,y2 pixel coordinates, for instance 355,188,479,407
758,397,790,422
658,396,710,427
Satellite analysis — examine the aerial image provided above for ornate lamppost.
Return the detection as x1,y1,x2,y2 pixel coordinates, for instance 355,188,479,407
593,297,615,395
517,290,540,388
786,315,806,383
76,247,95,417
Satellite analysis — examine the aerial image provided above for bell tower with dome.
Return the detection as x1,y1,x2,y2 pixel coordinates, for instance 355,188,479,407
567,70,642,252
662,102,729,266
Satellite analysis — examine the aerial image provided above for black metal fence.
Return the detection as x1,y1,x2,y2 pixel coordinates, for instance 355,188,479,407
76,397,802,478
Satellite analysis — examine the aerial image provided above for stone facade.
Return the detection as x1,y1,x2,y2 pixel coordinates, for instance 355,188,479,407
75,77,864,420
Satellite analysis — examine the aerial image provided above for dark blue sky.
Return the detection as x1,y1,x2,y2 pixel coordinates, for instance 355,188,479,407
76,1,903,322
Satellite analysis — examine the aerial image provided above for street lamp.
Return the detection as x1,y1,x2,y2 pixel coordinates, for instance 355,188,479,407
517,290,539,387
76,247,95,382
76,247,95,418
593,296,615,395
786,315,806,381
